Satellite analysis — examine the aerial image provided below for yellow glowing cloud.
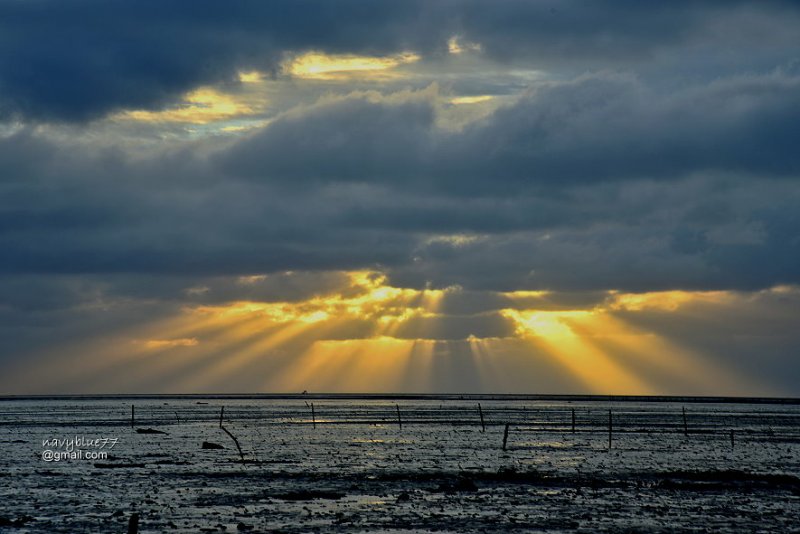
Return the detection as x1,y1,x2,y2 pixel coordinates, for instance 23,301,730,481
502,310,592,340
449,95,494,105
118,88,258,124
189,271,444,334
238,70,263,83
447,36,482,54
284,51,420,80
608,290,729,311
502,290,551,299
7,268,773,395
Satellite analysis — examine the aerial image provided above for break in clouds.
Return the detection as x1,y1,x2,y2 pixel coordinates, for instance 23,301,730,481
0,0,799,394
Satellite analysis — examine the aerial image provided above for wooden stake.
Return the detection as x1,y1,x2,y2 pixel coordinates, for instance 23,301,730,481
127,513,139,534
502,423,510,451
608,410,612,449
730,429,735,448
311,403,316,429
571,408,576,434
396,404,403,430
219,406,224,428
478,403,486,433
682,406,688,436
131,405,135,428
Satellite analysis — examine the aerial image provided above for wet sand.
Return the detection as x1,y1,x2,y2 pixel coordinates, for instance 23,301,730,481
1,396,799,532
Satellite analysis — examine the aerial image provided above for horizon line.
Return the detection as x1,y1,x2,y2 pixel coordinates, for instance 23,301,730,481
1,392,799,404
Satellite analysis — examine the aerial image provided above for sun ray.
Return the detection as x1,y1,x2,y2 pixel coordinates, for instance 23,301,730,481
178,318,336,391
502,309,653,394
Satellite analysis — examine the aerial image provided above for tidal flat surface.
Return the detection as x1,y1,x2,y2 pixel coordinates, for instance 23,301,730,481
1,395,799,533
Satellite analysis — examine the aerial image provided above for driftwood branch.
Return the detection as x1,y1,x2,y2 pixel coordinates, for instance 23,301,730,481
218,406,246,463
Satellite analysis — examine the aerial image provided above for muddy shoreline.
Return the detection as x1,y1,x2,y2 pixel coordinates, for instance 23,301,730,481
1,397,798,532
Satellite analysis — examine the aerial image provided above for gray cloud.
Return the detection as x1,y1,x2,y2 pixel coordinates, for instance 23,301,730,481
2,72,800,291
1,1,800,395
1,1,799,122
223,72,800,193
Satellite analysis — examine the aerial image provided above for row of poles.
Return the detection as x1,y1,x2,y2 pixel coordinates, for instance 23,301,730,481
131,403,739,451
292,402,737,450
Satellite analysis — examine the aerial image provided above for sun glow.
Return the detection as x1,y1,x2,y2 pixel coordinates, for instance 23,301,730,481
238,70,263,83
499,306,753,395
500,309,653,394
608,290,730,311
7,269,769,395
118,88,260,124
503,310,592,340
449,95,494,105
447,36,482,55
283,51,420,80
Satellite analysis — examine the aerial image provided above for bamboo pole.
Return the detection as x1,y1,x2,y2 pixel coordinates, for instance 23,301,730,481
311,403,316,429
502,423,510,451
608,410,612,449
682,406,688,436
478,403,486,432
396,404,403,430
131,405,135,429
571,408,576,434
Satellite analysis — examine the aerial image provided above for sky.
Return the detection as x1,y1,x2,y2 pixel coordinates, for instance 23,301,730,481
1,0,799,396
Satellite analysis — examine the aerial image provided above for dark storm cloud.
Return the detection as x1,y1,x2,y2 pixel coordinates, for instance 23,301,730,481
2,1,799,121
223,71,800,191
0,0,429,122
389,180,800,293
2,76,800,292
452,73,800,187
223,95,436,183
0,2,798,301
0,130,414,276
